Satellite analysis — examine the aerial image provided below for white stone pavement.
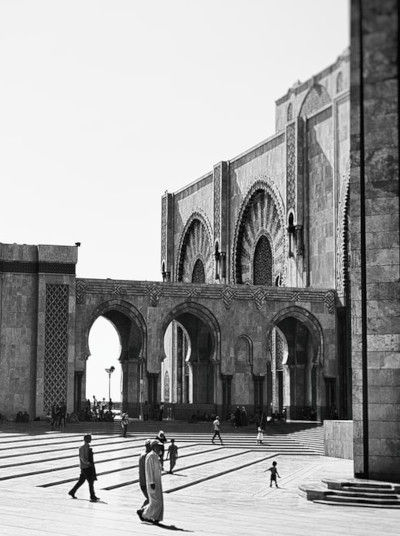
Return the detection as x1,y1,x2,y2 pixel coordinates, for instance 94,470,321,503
0,429,398,536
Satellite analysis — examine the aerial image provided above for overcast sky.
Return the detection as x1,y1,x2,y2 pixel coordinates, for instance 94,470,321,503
0,0,349,401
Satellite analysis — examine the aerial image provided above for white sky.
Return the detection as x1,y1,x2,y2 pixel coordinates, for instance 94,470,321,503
0,0,349,401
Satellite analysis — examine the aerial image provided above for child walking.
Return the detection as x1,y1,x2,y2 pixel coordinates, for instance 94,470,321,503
256,426,263,444
264,460,280,487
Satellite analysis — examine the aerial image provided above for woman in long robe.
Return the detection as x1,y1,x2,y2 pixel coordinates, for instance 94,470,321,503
141,441,164,523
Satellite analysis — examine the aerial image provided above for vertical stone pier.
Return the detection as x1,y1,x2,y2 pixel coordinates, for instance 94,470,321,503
351,0,400,480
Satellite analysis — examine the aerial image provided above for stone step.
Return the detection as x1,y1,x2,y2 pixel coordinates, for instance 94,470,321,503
327,490,400,500
313,500,400,509
341,485,398,495
322,494,400,506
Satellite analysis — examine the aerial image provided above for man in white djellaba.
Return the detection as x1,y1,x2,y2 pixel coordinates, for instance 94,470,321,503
137,440,164,524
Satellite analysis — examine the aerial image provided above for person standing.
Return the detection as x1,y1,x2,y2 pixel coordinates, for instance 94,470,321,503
137,441,164,524
155,430,167,469
138,440,151,507
211,416,223,445
68,434,99,502
59,401,67,430
121,412,129,437
256,426,263,445
166,439,178,474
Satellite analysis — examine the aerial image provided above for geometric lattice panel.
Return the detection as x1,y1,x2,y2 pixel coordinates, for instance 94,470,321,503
192,258,206,283
253,235,273,285
44,284,69,413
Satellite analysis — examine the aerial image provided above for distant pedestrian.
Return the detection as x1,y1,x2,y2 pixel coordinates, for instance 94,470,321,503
59,401,67,430
121,412,129,437
166,439,178,474
68,434,99,502
211,416,223,445
158,403,164,421
137,441,164,524
241,406,248,426
155,430,167,469
138,440,152,507
256,426,263,444
264,461,280,487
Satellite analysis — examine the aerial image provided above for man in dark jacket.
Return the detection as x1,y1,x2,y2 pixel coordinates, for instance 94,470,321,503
68,434,99,502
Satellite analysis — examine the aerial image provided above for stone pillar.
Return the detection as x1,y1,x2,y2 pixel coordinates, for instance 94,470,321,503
350,0,400,480
161,193,174,280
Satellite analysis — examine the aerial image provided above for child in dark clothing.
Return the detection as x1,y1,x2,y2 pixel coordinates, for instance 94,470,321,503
264,460,280,487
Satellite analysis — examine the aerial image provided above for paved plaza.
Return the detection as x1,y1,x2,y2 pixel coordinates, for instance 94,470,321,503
0,423,399,536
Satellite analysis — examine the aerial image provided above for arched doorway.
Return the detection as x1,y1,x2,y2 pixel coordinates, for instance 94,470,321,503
86,317,122,413
81,301,146,417
267,307,324,420
161,303,220,420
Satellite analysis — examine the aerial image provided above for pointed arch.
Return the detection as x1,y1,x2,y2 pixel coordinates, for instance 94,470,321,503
176,211,213,283
299,83,332,118
232,179,287,284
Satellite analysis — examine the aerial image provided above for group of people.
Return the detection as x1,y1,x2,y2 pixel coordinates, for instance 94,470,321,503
136,432,179,524
50,401,67,430
68,431,179,525
229,406,248,427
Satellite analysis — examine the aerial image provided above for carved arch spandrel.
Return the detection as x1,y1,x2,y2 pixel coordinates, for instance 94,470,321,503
175,211,214,283
232,179,287,285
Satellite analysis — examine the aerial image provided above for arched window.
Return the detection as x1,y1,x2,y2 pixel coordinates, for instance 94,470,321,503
192,258,205,283
253,235,273,285
287,103,293,122
336,72,343,93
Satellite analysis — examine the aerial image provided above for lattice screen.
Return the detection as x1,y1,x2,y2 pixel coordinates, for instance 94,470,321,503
192,258,206,283
253,235,272,285
44,284,69,413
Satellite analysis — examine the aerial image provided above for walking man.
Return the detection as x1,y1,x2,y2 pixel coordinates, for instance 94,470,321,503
137,441,164,524
166,439,178,474
211,416,223,445
68,434,99,502
138,439,151,507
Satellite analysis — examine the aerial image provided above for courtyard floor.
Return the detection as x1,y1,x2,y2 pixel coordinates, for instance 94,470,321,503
0,422,398,536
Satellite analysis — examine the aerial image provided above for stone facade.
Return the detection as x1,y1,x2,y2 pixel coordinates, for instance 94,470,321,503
160,51,351,421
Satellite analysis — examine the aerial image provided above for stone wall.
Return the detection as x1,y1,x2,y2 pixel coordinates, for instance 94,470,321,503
0,243,78,419
350,0,400,481
324,420,353,459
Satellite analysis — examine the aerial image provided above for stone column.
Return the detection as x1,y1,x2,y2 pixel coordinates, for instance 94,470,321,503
351,0,400,480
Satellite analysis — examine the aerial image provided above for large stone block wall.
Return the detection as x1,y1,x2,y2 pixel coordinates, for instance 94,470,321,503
350,0,400,481
307,107,335,288
324,420,353,459
0,243,78,419
0,244,38,417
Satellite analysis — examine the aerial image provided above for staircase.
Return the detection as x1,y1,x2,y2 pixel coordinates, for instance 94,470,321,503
300,479,400,508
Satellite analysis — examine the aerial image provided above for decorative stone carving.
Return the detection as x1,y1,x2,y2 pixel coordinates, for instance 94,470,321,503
161,195,167,264
214,166,221,241
75,278,336,313
222,286,236,309
176,212,213,283
336,166,350,300
232,179,287,285
324,290,336,314
76,280,86,305
252,287,266,310
44,284,69,413
286,123,296,213
147,283,163,307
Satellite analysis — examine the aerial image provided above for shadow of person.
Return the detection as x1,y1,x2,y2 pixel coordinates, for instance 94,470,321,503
147,521,193,532
167,473,187,478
